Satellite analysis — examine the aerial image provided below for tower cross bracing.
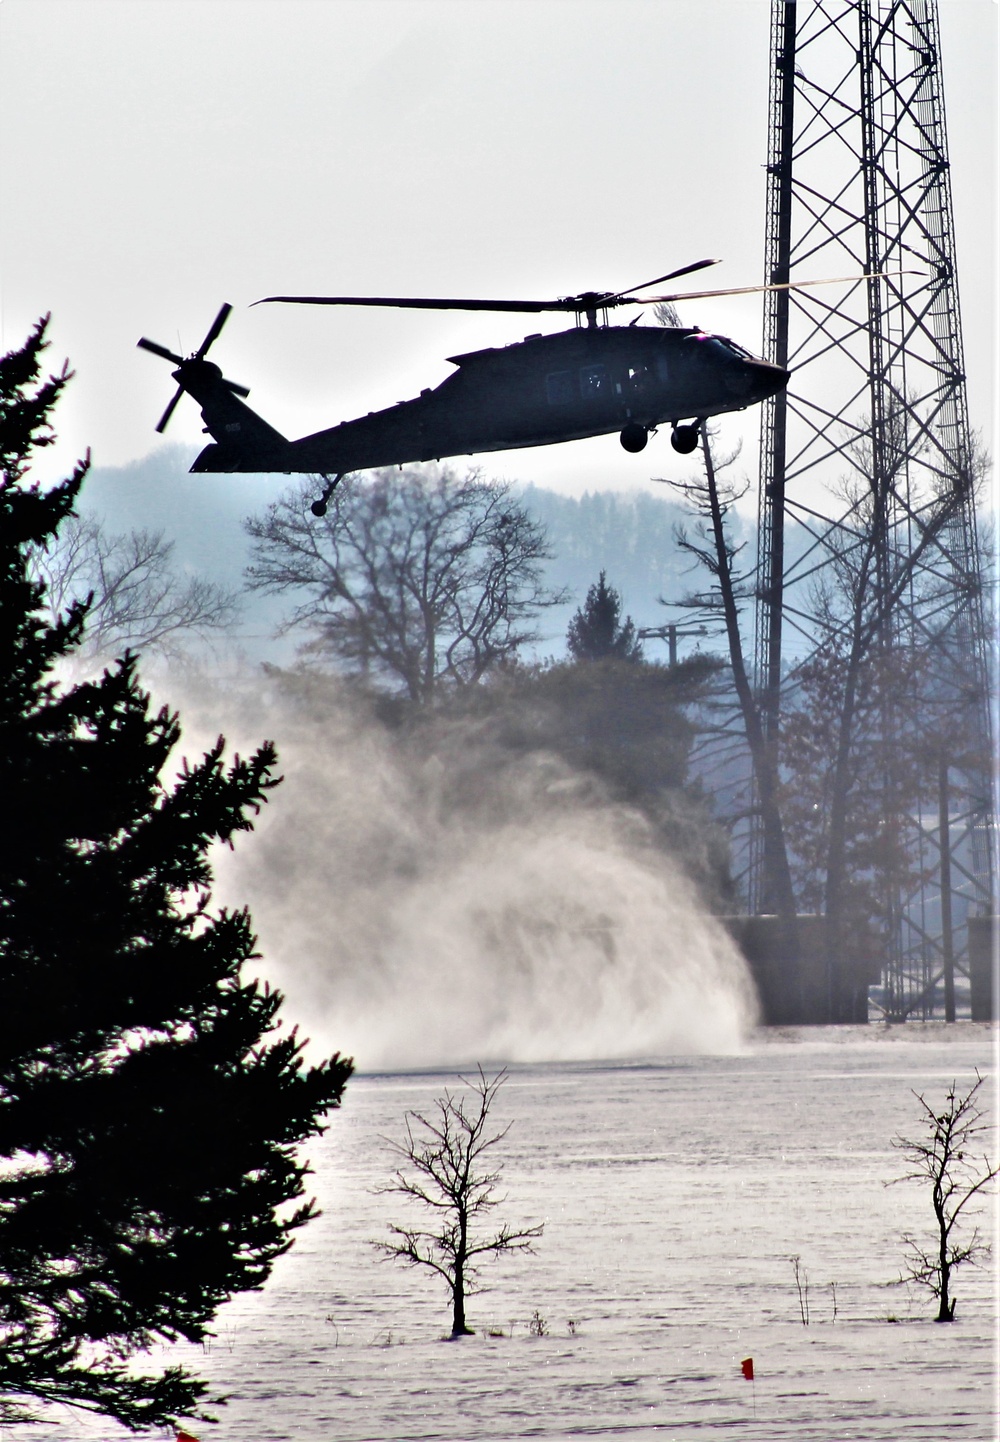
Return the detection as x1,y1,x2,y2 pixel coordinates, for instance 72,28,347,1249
752,0,994,1016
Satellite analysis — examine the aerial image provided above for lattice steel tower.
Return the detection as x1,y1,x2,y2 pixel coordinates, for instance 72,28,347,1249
752,0,994,1016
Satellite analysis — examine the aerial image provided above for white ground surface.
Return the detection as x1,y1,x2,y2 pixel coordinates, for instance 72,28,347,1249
7,1023,997,1441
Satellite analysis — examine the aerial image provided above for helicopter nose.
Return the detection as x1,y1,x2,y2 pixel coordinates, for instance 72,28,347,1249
722,358,789,400
747,359,790,399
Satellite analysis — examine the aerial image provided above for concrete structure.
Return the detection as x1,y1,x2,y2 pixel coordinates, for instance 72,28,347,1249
725,914,881,1025
968,916,998,1022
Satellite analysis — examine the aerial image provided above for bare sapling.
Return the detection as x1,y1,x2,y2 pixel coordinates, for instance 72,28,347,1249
888,1071,997,1321
372,1067,543,1337
789,1254,810,1325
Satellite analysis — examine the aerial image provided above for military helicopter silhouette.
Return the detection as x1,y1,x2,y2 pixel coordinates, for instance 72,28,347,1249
137,259,865,516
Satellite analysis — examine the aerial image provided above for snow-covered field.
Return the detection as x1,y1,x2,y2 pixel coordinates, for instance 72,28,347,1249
8,1024,997,1441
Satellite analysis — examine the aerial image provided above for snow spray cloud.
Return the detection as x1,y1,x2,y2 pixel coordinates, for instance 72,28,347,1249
166,666,758,1070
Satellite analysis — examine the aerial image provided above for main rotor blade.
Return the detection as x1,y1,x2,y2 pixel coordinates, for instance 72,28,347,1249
137,336,184,364
254,294,571,313
155,386,184,434
609,258,722,302
196,302,233,357
255,269,909,317
640,271,911,305
255,263,724,315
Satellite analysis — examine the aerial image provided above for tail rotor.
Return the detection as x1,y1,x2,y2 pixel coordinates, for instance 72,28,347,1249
137,303,250,433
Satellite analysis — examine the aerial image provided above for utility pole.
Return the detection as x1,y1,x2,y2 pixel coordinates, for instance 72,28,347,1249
637,623,708,667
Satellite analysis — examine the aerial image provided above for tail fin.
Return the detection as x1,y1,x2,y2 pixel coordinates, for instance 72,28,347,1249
138,305,289,471
172,359,289,471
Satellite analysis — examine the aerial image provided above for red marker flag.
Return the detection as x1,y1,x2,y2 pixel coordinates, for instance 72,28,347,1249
741,1357,754,1381
177,1432,200,1442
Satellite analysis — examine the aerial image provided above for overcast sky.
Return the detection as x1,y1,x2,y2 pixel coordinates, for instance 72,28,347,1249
1,0,995,499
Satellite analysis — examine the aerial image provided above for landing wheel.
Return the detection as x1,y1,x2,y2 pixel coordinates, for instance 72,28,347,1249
310,472,345,519
670,424,700,455
620,422,648,454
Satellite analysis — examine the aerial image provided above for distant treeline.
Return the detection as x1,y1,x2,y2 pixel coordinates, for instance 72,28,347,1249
80,448,752,665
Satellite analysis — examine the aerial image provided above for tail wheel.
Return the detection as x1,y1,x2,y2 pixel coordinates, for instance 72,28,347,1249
311,473,346,518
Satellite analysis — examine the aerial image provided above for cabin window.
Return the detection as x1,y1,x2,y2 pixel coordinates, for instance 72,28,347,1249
628,363,653,392
546,370,575,405
579,364,609,400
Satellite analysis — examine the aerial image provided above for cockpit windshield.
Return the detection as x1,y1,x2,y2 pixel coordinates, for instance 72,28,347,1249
688,333,764,363
716,335,761,362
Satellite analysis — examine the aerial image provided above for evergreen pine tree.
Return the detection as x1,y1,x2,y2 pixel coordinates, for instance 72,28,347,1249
0,320,353,1430
566,570,643,662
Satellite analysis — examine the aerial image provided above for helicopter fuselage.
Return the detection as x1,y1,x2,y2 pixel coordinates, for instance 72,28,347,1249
186,323,787,475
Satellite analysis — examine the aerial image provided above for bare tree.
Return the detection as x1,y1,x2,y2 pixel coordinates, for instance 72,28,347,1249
29,513,241,660
776,415,985,997
656,427,798,924
244,467,565,703
888,1071,997,1321
659,406,978,968
372,1068,543,1337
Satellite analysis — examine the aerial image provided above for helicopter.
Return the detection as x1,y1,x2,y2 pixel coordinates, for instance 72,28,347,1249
137,260,873,516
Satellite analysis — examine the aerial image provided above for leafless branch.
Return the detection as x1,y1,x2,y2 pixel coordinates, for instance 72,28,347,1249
371,1067,542,1336
245,467,566,703
887,1071,997,1320
29,514,241,660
